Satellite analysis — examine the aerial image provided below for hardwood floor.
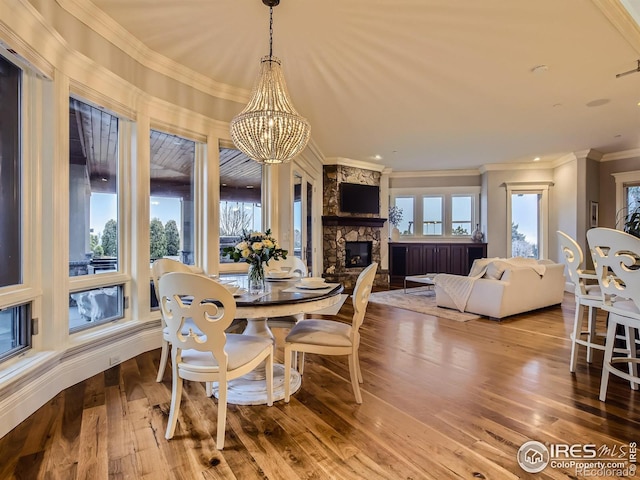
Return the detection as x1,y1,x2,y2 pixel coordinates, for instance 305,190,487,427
1,293,639,479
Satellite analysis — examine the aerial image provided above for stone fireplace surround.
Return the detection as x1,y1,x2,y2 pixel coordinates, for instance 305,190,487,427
322,165,389,290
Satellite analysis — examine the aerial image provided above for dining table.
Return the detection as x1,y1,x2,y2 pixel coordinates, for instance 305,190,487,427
211,273,345,405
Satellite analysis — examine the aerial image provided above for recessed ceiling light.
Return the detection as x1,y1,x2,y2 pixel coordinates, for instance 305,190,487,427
615,134,622,138
246,185,254,189
101,177,108,182
221,183,227,186
371,154,382,161
533,157,541,162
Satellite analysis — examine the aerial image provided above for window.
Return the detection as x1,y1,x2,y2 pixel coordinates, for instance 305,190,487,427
451,195,473,235
0,54,22,288
69,98,119,276
0,52,32,361
150,129,196,265
613,171,640,229
69,285,124,333
505,182,551,260
423,196,443,235
511,192,540,258
0,305,31,362
219,146,262,264
391,187,480,239
394,197,414,235
68,97,126,331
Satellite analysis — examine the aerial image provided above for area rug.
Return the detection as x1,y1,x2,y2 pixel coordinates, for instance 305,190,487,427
368,287,481,322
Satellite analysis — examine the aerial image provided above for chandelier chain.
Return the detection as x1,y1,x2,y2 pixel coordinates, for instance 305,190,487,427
269,7,273,58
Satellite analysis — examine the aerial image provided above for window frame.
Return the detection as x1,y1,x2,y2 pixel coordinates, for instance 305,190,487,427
0,47,41,363
67,94,133,332
390,186,481,240
613,170,640,227
505,182,552,260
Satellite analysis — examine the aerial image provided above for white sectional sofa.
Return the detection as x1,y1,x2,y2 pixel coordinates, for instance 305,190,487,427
434,258,566,319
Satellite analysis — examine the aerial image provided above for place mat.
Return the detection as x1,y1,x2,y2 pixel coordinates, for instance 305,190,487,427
282,283,341,293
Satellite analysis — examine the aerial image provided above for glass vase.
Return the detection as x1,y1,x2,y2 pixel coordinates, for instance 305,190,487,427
247,261,266,295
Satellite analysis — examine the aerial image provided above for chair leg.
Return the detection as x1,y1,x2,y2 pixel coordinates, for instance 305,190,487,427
298,352,306,375
216,379,227,450
354,351,363,383
156,340,170,382
570,303,584,372
205,382,213,397
586,306,596,363
284,344,292,403
599,319,618,402
165,372,183,439
348,354,362,404
624,326,639,391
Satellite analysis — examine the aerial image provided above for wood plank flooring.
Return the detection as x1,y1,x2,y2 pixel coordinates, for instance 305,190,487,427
1,293,639,479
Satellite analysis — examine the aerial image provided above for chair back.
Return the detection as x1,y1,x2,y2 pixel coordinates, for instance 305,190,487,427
151,258,193,307
557,230,588,296
158,271,237,367
265,256,308,277
351,262,378,334
587,227,640,311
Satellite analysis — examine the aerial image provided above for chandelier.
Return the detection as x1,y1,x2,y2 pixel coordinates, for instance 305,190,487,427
230,0,310,165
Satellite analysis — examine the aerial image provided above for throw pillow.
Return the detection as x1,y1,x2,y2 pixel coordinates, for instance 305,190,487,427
485,260,509,280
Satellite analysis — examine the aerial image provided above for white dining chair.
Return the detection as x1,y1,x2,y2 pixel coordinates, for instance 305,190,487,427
265,256,309,329
557,231,606,371
152,258,197,383
586,227,640,401
283,262,378,404
159,271,273,449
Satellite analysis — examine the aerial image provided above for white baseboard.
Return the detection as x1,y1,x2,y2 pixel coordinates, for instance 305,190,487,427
0,325,161,438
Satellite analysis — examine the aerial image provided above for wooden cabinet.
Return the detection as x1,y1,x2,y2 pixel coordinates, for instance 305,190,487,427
389,242,487,285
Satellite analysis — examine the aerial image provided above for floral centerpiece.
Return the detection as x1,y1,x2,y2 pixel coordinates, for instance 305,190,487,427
222,229,288,293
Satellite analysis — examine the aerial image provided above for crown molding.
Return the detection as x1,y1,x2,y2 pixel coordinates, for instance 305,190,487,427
390,168,481,178
601,148,640,161
56,0,250,104
323,157,387,172
591,0,640,54
479,161,555,173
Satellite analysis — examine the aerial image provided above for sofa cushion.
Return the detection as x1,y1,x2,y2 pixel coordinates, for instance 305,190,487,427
485,260,509,280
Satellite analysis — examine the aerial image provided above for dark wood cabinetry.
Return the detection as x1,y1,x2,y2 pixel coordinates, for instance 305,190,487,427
389,242,487,285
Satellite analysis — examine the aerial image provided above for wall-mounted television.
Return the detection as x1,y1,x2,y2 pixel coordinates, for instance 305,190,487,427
339,183,380,214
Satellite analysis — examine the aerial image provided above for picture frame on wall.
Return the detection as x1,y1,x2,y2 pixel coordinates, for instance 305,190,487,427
590,201,599,228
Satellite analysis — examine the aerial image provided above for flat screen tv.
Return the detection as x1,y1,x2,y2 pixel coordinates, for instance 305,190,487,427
339,183,380,214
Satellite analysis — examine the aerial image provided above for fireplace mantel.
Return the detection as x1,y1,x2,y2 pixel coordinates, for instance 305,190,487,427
322,216,387,228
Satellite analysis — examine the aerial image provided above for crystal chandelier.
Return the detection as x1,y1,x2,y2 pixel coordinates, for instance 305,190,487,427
230,0,310,165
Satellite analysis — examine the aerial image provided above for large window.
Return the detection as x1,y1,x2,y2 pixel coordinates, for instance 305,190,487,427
391,187,479,239
219,146,262,264
505,182,551,260
68,97,125,331
0,53,31,361
69,98,119,276
150,129,196,265
511,192,540,258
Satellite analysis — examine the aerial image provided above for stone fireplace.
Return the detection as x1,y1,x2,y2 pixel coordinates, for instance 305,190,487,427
322,164,389,290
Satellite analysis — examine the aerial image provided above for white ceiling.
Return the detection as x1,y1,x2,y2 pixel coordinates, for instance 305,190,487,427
90,0,640,172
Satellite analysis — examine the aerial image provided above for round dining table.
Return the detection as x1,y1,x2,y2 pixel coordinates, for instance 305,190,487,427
212,275,344,405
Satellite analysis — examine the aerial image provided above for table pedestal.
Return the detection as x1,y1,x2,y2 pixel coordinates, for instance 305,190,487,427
212,316,301,405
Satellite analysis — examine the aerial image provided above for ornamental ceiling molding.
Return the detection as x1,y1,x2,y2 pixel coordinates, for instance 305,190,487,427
56,0,250,104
